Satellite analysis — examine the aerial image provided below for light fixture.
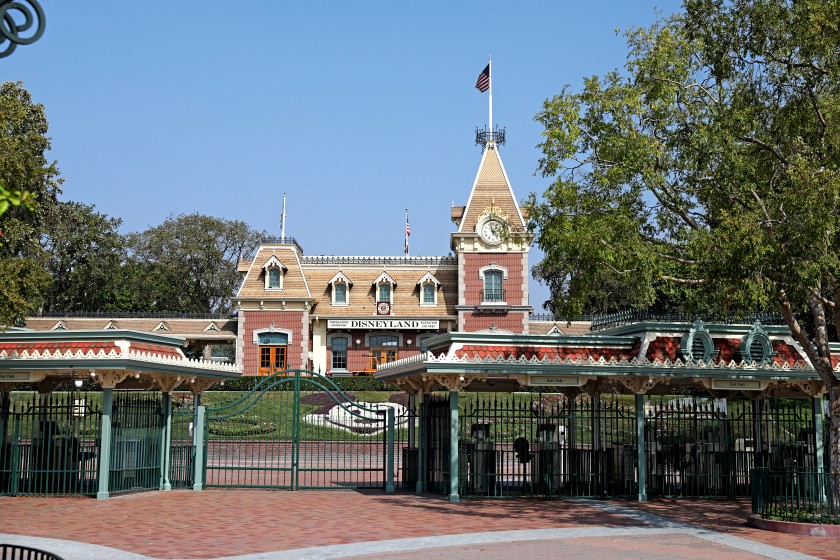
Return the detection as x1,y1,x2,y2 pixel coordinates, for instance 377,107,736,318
406,339,413,346
74,379,83,388
355,339,361,345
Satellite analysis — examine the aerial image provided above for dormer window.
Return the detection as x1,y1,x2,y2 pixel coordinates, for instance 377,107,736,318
335,283,347,304
262,255,287,290
373,272,397,314
417,272,441,307
329,271,352,306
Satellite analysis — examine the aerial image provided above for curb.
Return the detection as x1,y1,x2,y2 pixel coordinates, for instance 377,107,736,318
747,514,840,537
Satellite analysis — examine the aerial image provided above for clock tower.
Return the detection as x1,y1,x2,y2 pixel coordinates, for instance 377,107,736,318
450,129,533,333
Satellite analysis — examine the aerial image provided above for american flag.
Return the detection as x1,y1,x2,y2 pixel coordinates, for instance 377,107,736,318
475,64,490,93
404,214,411,256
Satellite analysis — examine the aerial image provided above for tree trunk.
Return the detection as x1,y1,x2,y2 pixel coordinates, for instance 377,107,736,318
831,385,840,477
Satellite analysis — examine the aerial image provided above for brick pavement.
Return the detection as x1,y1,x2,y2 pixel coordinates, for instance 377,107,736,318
0,490,835,560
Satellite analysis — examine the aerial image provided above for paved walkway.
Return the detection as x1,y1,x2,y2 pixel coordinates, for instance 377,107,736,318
0,490,836,560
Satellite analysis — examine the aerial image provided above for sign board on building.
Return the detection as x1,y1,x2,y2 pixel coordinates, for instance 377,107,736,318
0,371,32,382
527,375,582,387
711,379,763,391
327,319,439,330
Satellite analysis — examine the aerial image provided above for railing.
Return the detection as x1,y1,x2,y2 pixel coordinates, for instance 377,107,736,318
752,468,840,524
301,255,457,266
0,544,64,560
589,310,785,332
259,236,303,253
480,289,506,303
28,310,234,319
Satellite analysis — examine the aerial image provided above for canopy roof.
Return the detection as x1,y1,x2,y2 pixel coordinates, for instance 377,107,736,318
375,321,838,398
0,329,241,391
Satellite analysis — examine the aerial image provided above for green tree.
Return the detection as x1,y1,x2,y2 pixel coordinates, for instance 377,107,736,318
40,201,127,312
527,0,840,466
0,81,61,327
126,213,264,314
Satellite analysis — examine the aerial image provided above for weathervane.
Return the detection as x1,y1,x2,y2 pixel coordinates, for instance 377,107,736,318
0,0,45,58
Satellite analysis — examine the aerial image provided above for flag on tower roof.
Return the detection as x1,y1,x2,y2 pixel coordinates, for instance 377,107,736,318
475,64,490,93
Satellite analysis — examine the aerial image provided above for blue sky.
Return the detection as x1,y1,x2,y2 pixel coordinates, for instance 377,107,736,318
4,1,681,312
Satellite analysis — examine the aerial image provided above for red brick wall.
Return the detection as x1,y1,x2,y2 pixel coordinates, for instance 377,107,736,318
461,312,525,333
242,311,305,374
462,253,525,306
326,332,426,374
461,252,527,333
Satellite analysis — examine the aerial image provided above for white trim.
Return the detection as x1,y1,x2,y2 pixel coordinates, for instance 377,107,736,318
51,321,68,331
204,321,221,332
373,271,397,287
261,255,287,271
478,263,508,279
416,272,441,286
103,321,119,330
154,321,170,332
328,271,352,286
419,282,438,307
252,327,293,345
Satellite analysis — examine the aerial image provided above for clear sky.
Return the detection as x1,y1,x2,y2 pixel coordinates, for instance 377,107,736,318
4,1,681,312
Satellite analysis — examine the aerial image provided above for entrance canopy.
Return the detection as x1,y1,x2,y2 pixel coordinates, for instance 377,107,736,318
0,328,240,391
376,320,837,398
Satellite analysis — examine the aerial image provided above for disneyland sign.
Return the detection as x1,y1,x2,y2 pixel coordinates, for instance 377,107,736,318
327,319,439,330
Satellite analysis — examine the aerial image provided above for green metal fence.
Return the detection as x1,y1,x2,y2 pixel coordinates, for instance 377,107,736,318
0,391,101,496
108,391,164,495
752,468,838,524
645,397,815,498
205,370,395,491
169,394,196,489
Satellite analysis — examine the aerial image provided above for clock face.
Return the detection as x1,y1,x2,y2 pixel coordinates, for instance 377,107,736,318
480,219,504,245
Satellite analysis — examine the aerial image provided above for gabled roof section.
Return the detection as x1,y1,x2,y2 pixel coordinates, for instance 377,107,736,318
154,321,170,332
103,321,119,330
204,321,221,332
458,143,526,234
235,245,312,299
417,272,441,286
373,271,397,287
51,321,68,331
329,271,352,286
261,255,287,271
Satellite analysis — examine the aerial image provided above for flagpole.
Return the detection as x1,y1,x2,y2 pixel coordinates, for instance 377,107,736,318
281,192,286,239
404,208,409,257
488,56,492,136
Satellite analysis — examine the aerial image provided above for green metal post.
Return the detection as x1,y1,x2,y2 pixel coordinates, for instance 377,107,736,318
417,393,427,493
449,390,459,503
161,392,172,491
293,370,301,490
97,388,113,500
636,394,647,501
386,407,395,493
192,405,205,491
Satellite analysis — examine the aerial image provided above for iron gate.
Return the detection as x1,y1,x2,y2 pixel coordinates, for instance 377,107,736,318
204,370,395,490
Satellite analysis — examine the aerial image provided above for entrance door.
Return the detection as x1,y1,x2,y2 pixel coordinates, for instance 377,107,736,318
258,333,288,376
367,335,399,371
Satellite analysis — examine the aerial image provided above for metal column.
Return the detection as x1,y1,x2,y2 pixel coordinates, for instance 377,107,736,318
449,390,459,502
636,394,647,501
96,388,113,500
193,405,205,491
160,392,172,491
417,393,427,493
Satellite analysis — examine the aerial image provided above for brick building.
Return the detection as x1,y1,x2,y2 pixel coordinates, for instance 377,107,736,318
234,137,539,376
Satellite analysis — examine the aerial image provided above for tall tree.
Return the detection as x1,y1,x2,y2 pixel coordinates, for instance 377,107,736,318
527,0,840,466
40,201,127,312
126,214,264,314
0,81,61,327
